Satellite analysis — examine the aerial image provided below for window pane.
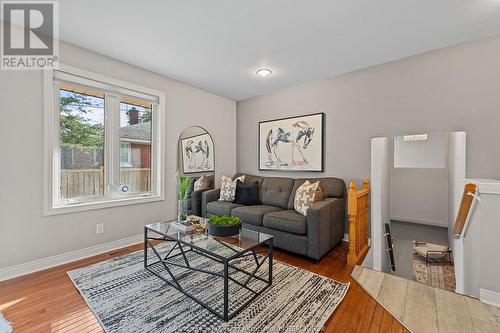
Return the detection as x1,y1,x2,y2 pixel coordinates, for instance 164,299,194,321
119,100,152,193
120,142,131,165
59,86,105,199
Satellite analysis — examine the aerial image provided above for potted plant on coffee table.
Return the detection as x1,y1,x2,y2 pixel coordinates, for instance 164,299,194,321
207,215,241,237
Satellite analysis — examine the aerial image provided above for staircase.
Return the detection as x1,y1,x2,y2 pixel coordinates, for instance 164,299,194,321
347,179,370,266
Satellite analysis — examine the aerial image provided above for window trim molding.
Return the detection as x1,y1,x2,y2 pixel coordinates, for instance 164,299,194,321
43,64,166,216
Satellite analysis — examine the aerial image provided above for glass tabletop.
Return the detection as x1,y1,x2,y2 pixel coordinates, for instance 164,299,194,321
145,220,273,260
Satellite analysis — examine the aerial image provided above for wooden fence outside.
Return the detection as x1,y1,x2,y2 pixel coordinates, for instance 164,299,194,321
60,168,151,198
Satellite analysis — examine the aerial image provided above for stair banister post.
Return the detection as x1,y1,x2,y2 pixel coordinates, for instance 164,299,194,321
347,182,358,265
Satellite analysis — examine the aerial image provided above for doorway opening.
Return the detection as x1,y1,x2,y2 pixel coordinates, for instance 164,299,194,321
369,131,466,293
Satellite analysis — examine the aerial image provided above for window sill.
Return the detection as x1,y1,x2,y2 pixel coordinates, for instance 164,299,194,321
44,194,164,216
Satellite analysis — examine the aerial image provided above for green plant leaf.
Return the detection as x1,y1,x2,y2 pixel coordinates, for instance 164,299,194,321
175,170,192,200
208,215,241,227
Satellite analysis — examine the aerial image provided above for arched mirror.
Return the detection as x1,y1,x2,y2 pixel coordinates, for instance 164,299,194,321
178,126,215,176
176,126,215,219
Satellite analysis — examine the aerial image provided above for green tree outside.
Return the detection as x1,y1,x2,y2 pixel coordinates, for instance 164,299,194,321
59,91,104,149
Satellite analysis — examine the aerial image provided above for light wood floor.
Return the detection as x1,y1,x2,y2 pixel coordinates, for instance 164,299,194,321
0,242,410,333
352,266,500,333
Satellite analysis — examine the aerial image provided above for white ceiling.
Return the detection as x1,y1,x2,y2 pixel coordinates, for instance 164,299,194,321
58,0,500,101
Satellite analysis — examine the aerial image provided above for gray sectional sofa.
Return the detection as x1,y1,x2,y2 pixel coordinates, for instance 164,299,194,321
201,173,346,261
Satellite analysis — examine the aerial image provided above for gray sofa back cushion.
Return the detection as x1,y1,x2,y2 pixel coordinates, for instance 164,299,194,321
287,177,346,209
260,177,295,209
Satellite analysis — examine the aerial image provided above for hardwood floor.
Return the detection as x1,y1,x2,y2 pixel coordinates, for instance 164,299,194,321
0,242,410,332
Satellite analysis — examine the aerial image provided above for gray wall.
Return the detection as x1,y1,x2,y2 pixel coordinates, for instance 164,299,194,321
393,132,447,169
391,132,449,227
0,42,236,268
237,36,500,185
391,167,449,226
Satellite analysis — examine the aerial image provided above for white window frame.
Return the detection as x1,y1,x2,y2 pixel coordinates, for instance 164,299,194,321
43,64,166,215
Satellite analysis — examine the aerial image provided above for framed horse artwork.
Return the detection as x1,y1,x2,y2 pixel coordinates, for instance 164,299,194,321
181,133,215,174
259,113,324,172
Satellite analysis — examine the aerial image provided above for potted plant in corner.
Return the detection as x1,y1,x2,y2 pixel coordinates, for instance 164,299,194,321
207,215,241,237
175,171,192,221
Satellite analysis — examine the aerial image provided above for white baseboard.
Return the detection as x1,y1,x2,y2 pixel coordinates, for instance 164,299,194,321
0,234,143,282
480,288,500,307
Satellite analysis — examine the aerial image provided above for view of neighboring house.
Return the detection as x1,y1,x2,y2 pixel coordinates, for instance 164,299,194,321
119,117,151,170
119,108,152,193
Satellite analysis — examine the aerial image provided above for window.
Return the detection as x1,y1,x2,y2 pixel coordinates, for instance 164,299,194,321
44,65,165,214
119,101,152,193
120,142,132,167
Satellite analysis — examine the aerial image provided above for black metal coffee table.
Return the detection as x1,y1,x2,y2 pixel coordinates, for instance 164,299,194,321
144,220,273,321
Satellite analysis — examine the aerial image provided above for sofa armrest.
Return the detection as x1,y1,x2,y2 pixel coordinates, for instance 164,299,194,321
190,189,210,217
306,197,346,260
201,188,220,217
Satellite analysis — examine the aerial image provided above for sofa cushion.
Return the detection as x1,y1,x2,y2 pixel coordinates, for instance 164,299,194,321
219,175,245,201
233,174,265,201
263,210,307,235
288,177,346,209
231,205,282,226
260,177,294,209
194,176,211,191
206,201,244,216
294,180,323,216
233,180,259,205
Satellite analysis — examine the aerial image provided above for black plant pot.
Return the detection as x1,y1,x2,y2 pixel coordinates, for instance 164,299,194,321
208,223,241,237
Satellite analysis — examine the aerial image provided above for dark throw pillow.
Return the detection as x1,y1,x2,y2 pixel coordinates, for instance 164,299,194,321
233,180,259,205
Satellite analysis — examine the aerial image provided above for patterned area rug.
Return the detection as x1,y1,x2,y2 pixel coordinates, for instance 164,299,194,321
68,241,349,333
0,312,12,333
413,254,456,292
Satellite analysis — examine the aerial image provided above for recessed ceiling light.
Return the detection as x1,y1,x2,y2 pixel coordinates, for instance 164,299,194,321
256,68,272,77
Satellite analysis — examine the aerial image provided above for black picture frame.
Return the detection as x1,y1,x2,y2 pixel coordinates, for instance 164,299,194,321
258,112,325,172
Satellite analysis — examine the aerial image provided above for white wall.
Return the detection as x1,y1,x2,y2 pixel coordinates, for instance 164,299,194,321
391,168,449,227
447,132,469,294
448,132,467,241
454,179,500,305
393,132,447,168
477,185,500,306
370,137,392,272
391,132,449,227
0,42,236,269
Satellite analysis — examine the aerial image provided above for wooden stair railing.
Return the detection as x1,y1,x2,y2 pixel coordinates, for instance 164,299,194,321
453,183,478,238
347,179,370,266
